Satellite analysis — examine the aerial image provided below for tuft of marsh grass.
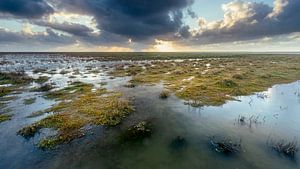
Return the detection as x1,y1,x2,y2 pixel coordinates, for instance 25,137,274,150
267,136,298,158
217,79,238,88
0,87,13,97
33,68,47,74
0,96,18,102
0,71,32,85
210,136,242,154
59,70,69,75
44,81,92,100
23,97,36,105
34,76,50,84
26,109,49,118
32,84,54,92
119,121,152,142
159,90,170,99
0,71,33,97
124,83,136,88
0,114,12,123
99,82,108,86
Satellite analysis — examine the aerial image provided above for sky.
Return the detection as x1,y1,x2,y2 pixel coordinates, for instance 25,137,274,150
0,0,299,52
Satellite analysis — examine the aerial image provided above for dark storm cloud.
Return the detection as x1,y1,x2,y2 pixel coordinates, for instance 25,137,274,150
54,0,194,40
38,28,75,44
274,0,300,34
34,21,95,37
187,8,197,19
0,28,23,42
0,28,74,44
191,0,300,44
178,25,191,38
0,0,54,19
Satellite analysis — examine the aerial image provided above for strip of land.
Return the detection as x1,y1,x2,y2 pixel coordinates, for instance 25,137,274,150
111,56,300,106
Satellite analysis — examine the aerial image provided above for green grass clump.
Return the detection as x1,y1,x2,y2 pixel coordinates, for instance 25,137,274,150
99,82,108,86
44,90,65,100
32,84,54,92
0,96,18,101
0,71,33,97
34,76,50,84
124,83,136,88
45,82,92,100
18,113,86,139
0,87,12,97
38,138,60,149
18,82,134,149
33,68,47,74
109,65,143,77
0,72,32,85
23,97,36,105
0,114,12,123
217,79,238,88
232,73,245,80
27,109,49,118
18,123,40,137
119,121,152,142
59,70,69,74
159,90,170,99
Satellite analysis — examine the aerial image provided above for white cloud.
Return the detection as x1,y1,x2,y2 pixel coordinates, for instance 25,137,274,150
186,0,300,46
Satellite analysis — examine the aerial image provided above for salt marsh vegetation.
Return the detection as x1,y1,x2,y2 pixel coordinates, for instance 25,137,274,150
0,53,299,169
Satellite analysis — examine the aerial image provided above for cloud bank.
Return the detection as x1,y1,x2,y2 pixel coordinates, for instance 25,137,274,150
0,0,54,18
0,0,300,51
190,0,300,44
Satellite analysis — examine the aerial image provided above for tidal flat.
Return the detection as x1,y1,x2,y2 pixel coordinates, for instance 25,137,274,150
0,53,300,169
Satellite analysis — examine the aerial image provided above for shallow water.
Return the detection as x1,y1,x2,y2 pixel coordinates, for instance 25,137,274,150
0,54,300,169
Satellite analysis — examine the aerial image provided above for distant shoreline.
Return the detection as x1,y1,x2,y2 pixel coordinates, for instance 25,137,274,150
0,51,300,54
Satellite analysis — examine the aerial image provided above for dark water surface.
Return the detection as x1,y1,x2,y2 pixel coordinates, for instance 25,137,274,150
0,54,299,169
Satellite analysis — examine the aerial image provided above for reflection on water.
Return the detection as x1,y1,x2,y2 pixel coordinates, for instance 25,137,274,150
0,54,299,169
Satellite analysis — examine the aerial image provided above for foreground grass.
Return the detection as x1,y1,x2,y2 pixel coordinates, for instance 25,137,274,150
111,56,300,106
18,82,134,149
